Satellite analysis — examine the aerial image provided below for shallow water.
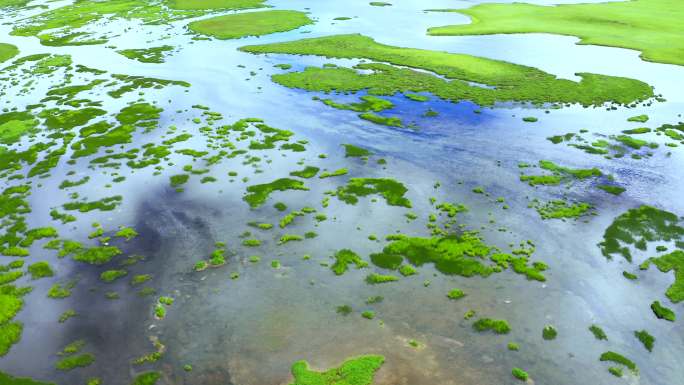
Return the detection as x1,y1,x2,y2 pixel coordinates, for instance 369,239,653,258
0,1,683,385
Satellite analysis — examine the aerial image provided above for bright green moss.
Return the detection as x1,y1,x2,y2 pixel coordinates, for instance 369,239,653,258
589,324,608,340
27,262,54,279
634,329,654,352
290,166,319,179
63,195,122,212
369,233,545,281
542,325,558,340
597,185,626,195
59,340,85,355
648,250,684,303
447,288,465,300
289,355,384,385
279,234,304,244
319,168,348,179
56,353,94,370
170,174,189,187
0,321,22,357
59,176,90,189
600,351,638,374
359,112,403,128
331,249,368,275
59,309,77,323
473,318,511,334
365,273,398,284
627,114,648,123
242,239,261,247
72,246,122,265
361,311,375,319
0,111,38,145
241,34,653,106
319,95,393,113
0,43,19,63
533,199,592,220
512,368,528,381
48,282,73,298
131,371,160,385
398,264,416,276
336,178,411,208
114,226,138,241
100,269,127,283
651,301,676,321
623,271,638,280
507,342,519,351
522,116,538,123
117,45,173,64
188,10,313,39
0,271,23,286
599,206,684,262
622,127,651,134
343,144,372,158
244,178,308,208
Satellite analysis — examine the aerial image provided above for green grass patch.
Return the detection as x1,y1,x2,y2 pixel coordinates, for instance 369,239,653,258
188,10,313,39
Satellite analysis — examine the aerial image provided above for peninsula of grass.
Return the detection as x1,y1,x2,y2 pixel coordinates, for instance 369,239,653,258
426,0,684,66
188,10,313,40
243,178,308,208
289,355,384,385
240,34,654,106
0,43,18,63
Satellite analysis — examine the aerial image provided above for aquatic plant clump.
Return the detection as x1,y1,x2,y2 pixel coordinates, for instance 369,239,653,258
598,206,684,262
648,250,684,303
289,355,384,385
332,249,369,275
240,34,654,107
243,178,309,208
599,351,638,375
335,178,411,208
369,233,547,281
473,318,511,334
